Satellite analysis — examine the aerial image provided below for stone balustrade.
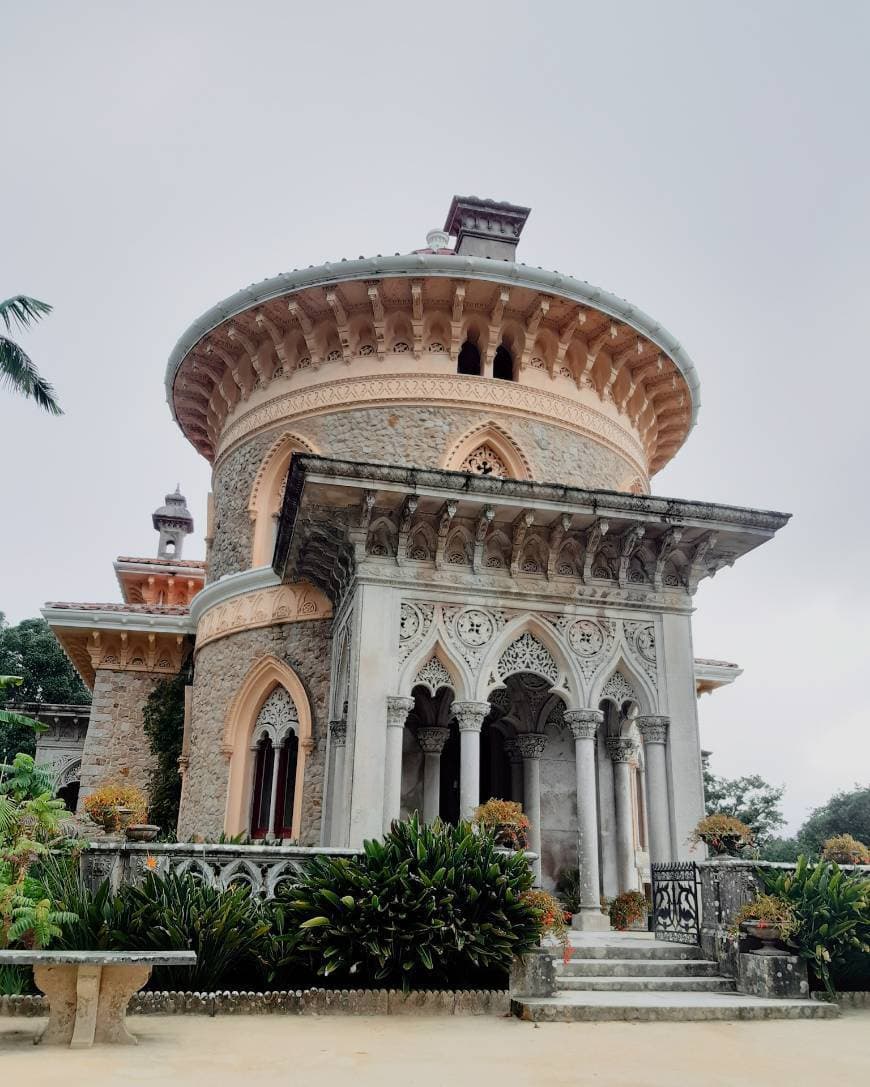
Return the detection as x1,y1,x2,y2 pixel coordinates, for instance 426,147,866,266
80,841,361,900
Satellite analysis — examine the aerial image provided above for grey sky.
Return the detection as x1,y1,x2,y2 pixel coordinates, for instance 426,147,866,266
2,1,868,833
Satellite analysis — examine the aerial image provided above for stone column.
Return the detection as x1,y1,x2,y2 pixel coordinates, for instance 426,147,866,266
637,715,672,863
328,719,347,845
564,709,608,930
452,701,490,820
416,726,450,823
266,741,282,839
515,733,547,885
383,696,414,833
607,736,638,892
504,738,524,804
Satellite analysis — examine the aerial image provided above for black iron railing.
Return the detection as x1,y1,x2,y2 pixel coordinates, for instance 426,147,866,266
651,861,701,944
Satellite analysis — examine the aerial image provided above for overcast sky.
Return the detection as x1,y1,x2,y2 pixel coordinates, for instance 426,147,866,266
2,2,868,833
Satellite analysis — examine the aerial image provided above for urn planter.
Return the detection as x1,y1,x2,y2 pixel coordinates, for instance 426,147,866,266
741,920,786,955
124,824,160,843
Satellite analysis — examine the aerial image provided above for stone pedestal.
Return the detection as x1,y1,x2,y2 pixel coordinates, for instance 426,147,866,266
33,962,151,1046
509,947,556,998
737,952,809,1000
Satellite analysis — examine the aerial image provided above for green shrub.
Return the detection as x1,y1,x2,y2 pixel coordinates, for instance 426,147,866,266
760,856,870,996
280,814,539,989
730,893,796,939
555,867,583,914
821,834,870,866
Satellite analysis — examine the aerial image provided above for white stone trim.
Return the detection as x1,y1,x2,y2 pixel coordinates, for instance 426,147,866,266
189,566,280,624
40,607,195,636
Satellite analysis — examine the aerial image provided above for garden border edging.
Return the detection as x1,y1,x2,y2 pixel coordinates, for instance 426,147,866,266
0,988,509,1018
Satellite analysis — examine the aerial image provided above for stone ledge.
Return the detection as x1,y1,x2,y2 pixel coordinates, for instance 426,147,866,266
1,988,509,1018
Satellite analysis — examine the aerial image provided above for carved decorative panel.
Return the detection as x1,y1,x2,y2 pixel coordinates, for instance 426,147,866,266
497,633,558,684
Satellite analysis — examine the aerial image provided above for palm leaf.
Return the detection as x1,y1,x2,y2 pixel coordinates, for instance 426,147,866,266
0,296,53,333
0,336,62,414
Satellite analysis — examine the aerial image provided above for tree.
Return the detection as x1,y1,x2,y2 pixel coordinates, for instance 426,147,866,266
757,836,801,862
0,296,61,414
702,753,785,844
142,670,188,833
796,786,870,856
0,615,90,760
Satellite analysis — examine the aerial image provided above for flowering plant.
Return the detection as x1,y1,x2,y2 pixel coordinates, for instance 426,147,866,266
521,888,572,962
472,799,529,850
609,890,648,931
82,781,147,832
690,814,753,856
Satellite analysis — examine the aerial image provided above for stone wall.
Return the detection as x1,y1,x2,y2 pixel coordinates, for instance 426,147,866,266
208,408,638,580
77,669,165,807
178,619,332,843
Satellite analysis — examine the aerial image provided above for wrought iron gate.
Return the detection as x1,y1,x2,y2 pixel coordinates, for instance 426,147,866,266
651,861,701,944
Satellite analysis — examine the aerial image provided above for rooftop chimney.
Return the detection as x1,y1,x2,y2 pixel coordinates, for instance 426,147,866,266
443,195,531,261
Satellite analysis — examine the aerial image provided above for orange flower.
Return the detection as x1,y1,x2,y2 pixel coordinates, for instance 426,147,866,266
144,854,158,871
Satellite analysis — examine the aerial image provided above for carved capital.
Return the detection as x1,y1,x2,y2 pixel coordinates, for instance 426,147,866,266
515,733,548,759
329,719,348,747
386,696,415,729
416,726,450,755
564,708,604,741
451,700,490,733
606,736,637,763
503,738,523,763
637,715,670,744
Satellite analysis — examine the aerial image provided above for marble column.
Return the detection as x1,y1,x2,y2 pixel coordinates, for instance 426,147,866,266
266,740,282,839
564,709,609,930
504,738,524,805
383,696,414,834
607,736,639,892
452,701,490,820
637,715,672,863
416,726,450,823
515,733,547,885
328,719,347,845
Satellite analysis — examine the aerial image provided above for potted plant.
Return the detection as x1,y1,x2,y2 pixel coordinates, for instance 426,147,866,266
521,888,572,963
609,890,648,931
821,834,870,865
82,780,147,837
472,798,530,850
690,813,754,858
731,893,796,955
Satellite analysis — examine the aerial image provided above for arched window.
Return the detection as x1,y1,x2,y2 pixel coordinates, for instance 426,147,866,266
457,340,482,376
249,688,300,840
493,345,514,381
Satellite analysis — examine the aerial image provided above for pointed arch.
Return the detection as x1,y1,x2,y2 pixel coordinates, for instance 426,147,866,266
589,653,657,719
475,614,581,706
444,421,533,480
399,635,470,702
223,655,313,839
249,431,317,566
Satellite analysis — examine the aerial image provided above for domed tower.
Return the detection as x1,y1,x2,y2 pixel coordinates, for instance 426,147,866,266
152,486,194,559
158,196,787,912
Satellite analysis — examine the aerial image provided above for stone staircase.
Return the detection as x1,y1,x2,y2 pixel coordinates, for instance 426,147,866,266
513,935,838,1022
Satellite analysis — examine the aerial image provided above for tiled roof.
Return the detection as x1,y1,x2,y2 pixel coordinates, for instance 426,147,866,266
46,602,191,616
116,556,206,570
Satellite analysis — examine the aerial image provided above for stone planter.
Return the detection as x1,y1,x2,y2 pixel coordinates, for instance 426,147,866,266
124,824,160,843
509,946,556,998
741,920,786,955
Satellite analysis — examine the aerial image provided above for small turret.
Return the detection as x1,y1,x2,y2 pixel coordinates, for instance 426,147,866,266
152,486,193,559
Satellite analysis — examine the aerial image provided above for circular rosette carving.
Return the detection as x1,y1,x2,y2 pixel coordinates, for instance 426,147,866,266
456,609,495,647
567,619,606,658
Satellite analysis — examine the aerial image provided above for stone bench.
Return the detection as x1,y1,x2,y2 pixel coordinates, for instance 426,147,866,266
0,949,196,1047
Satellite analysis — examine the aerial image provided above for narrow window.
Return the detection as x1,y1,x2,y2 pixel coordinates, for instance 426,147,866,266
493,345,514,381
457,340,481,376
274,732,299,838
250,737,275,838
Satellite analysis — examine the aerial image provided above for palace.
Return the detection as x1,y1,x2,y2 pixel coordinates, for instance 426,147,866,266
42,196,788,928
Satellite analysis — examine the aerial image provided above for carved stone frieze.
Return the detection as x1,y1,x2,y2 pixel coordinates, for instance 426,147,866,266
441,605,506,670
548,615,615,681
196,582,332,650
601,669,639,708
497,632,558,685
622,619,658,686
398,602,435,663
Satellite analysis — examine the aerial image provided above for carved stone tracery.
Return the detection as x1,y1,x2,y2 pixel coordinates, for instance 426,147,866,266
414,656,453,695
254,688,299,745
497,632,558,685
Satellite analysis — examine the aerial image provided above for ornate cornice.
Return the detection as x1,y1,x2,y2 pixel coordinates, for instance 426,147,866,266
214,372,648,478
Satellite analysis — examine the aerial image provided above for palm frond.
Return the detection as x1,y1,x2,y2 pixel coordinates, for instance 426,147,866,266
0,296,53,333
0,336,62,414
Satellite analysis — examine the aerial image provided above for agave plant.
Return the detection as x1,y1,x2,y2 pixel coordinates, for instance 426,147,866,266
281,814,540,990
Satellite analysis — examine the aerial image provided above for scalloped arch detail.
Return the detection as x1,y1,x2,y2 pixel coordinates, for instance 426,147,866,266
443,421,533,480
248,431,318,566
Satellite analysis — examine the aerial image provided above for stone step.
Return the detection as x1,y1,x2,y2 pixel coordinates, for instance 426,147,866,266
557,975,736,993
558,958,720,978
513,991,840,1023
559,942,703,961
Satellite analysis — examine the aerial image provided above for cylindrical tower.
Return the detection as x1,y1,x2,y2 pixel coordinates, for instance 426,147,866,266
165,195,698,582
